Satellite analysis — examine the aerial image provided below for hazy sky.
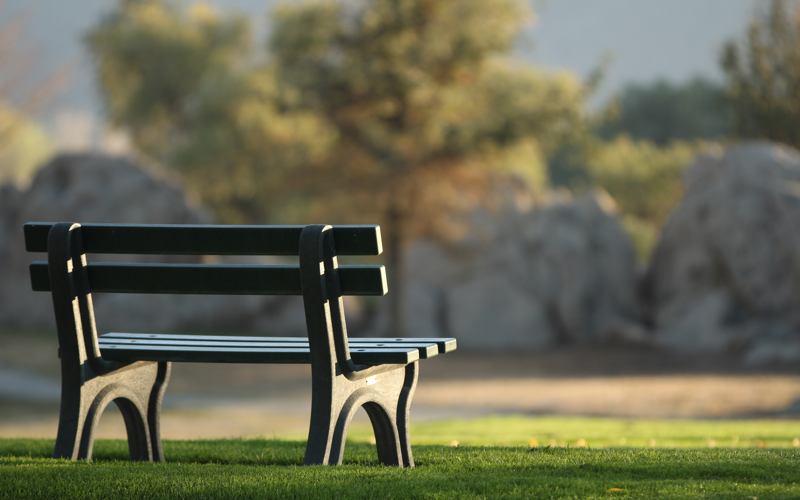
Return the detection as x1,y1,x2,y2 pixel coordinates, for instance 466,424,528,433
526,0,759,103
8,0,760,122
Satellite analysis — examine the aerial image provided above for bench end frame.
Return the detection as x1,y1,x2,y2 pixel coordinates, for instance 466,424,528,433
46,222,170,462
300,225,417,467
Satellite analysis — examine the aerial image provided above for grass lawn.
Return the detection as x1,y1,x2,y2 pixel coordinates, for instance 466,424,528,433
2,415,800,499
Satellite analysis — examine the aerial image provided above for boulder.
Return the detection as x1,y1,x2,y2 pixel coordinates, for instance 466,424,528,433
0,154,311,335
647,141,800,363
372,190,645,350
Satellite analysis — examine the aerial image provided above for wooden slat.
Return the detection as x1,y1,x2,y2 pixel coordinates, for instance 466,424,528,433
99,344,419,365
101,332,455,354
24,223,382,256
97,337,439,359
29,262,388,296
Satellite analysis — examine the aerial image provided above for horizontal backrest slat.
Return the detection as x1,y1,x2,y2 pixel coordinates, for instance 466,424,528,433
29,262,387,296
23,223,382,256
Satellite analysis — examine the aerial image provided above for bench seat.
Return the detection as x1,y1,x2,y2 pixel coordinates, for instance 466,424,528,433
98,333,456,365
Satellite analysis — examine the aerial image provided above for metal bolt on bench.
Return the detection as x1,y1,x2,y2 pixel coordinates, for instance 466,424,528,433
25,222,456,467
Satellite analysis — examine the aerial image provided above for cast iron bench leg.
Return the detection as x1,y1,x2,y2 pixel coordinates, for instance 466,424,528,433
397,361,419,468
54,361,170,461
48,222,172,462
303,361,418,467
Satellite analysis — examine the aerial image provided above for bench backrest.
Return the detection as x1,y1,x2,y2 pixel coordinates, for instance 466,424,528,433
25,223,386,295
25,222,384,377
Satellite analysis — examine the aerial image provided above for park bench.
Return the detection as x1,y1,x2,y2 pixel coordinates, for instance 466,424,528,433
24,222,456,467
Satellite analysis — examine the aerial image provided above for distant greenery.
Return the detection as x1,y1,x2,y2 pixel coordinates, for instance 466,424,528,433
2,419,800,500
0,104,54,187
566,0,800,261
560,77,732,260
353,414,800,448
585,138,704,261
721,0,800,149
549,136,705,260
598,78,730,146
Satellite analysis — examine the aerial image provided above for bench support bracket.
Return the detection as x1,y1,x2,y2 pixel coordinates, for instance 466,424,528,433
300,225,418,468
48,223,170,461
304,360,418,467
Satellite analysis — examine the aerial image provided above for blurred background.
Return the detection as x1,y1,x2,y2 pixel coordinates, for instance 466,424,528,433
2,0,800,443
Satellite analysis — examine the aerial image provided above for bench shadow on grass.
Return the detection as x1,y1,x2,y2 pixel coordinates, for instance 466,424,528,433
0,438,384,466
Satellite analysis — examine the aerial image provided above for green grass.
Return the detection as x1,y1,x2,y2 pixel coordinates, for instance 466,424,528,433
2,416,800,499
349,415,800,448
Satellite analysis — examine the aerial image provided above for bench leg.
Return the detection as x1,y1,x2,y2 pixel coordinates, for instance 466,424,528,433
397,362,419,468
303,362,419,467
53,361,170,462
303,396,336,466
323,392,402,467
146,362,171,462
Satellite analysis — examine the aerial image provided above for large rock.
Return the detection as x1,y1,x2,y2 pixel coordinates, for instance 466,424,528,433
0,154,310,335
647,142,800,363
372,190,644,350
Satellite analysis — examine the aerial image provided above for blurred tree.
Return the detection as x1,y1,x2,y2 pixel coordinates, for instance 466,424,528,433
87,0,332,222
87,0,250,160
0,104,54,186
270,0,586,334
721,0,800,148
597,78,730,146
87,0,587,334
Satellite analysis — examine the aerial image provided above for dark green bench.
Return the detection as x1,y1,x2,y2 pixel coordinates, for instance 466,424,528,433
25,222,456,467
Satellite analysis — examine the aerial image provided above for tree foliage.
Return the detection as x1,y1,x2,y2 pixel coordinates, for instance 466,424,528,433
0,104,54,186
87,0,587,228
583,137,698,227
87,0,589,333
86,1,251,159
87,0,333,222
721,0,800,148
598,78,729,146
548,135,705,261
269,0,585,234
